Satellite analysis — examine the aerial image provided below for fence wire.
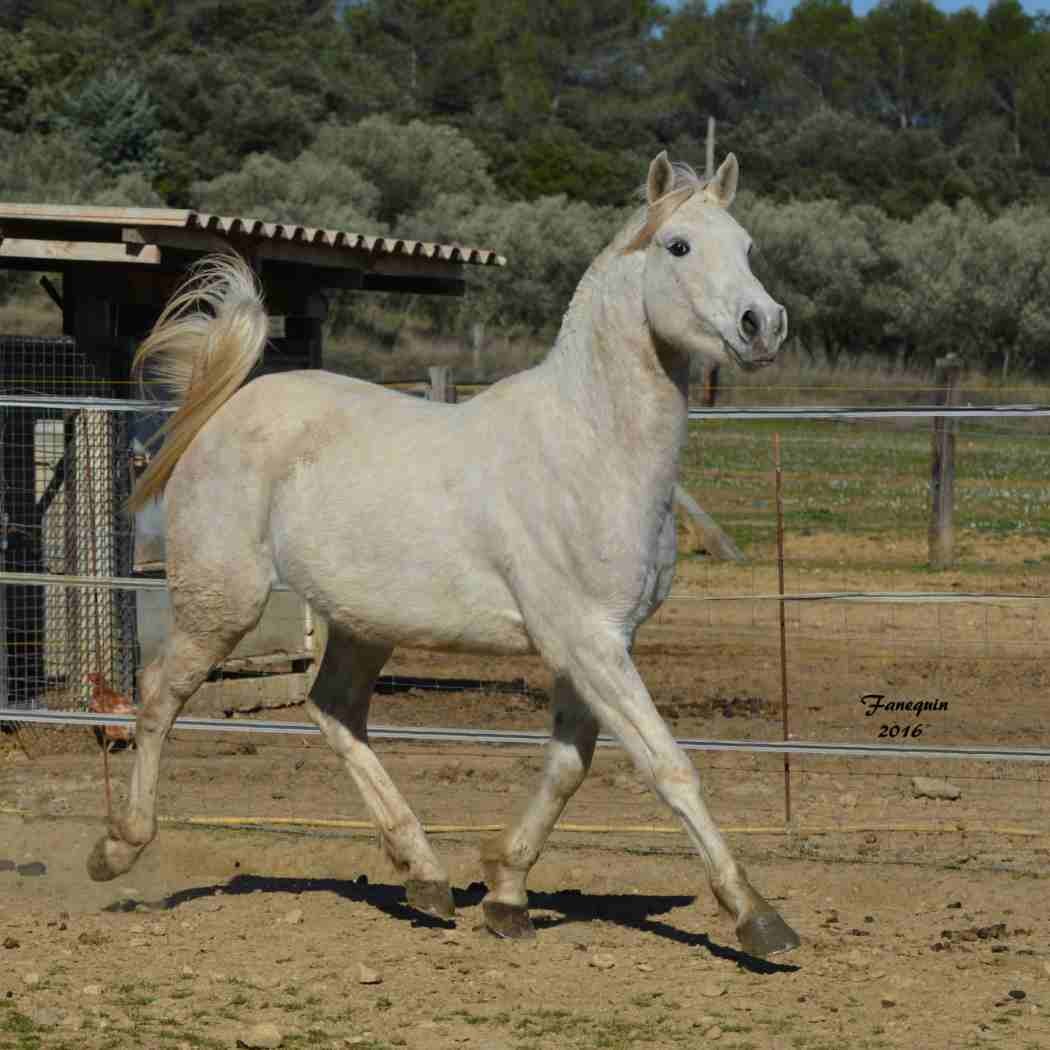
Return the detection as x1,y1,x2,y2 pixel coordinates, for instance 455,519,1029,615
2,377,1050,839
1,340,137,711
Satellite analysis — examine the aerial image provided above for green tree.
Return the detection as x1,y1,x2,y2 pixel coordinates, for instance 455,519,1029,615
739,194,891,364
344,0,481,116
0,131,109,202
0,28,41,132
192,150,382,231
656,0,784,130
977,0,1048,158
729,109,959,219
878,199,1050,373
312,116,497,226
411,190,626,336
55,69,162,177
772,0,865,111
862,0,951,129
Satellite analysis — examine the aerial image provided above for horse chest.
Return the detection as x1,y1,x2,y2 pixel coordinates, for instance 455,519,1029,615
624,506,677,634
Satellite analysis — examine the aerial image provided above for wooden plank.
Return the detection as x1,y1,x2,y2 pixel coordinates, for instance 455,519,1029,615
0,203,191,225
123,226,232,257
0,205,505,272
0,239,160,265
674,484,746,562
928,353,963,569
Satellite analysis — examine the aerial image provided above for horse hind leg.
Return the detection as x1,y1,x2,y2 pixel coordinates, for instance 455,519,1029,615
305,628,454,920
87,566,271,882
481,676,598,938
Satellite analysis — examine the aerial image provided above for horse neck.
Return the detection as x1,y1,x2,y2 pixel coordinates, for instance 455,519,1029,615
543,249,690,489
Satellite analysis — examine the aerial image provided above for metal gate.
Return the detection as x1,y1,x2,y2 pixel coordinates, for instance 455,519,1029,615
0,337,137,708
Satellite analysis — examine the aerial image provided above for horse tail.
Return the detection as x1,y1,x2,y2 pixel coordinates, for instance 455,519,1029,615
127,255,268,512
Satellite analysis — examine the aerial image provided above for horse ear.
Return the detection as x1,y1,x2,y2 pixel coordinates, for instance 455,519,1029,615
646,151,675,205
704,153,739,209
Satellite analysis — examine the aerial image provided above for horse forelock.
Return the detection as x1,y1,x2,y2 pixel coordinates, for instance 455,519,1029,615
621,162,704,255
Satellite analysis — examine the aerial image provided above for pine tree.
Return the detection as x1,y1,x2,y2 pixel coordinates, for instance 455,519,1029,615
56,68,161,177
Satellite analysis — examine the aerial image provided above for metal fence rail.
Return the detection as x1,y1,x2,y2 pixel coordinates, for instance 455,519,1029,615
3,393,1050,779
687,404,1050,420
9,393,1050,420
5,707,1050,763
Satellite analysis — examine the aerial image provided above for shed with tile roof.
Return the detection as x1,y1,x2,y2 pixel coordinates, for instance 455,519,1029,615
0,206,504,710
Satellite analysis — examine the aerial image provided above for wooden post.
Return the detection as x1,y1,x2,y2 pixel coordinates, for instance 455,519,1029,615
705,116,716,179
702,365,720,408
427,366,457,404
673,485,745,562
928,353,963,569
774,433,792,831
471,322,485,383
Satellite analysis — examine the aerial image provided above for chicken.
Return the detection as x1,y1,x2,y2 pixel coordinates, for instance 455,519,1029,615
86,673,135,750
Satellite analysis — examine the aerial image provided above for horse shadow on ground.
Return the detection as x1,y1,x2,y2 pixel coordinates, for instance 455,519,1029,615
104,873,797,974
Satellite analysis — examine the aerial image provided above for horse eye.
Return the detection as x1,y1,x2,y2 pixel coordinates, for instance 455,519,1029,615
668,239,690,258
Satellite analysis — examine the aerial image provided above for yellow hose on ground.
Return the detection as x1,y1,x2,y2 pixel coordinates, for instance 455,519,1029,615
1,805,1047,838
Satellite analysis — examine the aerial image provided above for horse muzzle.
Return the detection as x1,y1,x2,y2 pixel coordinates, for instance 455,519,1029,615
731,301,787,369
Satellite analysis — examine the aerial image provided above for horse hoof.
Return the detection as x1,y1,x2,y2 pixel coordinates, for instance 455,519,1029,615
737,906,801,957
86,836,140,883
483,900,536,940
405,879,456,920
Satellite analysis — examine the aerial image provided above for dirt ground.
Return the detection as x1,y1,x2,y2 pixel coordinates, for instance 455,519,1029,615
2,533,1050,1050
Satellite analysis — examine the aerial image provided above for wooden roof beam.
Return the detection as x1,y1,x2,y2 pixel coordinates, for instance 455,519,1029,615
0,238,161,265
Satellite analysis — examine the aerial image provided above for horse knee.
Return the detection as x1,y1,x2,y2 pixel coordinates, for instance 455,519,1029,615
547,745,590,797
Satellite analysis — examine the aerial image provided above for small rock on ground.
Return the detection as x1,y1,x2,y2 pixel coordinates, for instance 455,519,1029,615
27,1007,66,1027
911,776,961,800
589,953,616,970
357,963,382,985
237,1022,283,1048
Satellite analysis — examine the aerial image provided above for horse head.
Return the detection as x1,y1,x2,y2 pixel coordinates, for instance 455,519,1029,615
627,151,787,372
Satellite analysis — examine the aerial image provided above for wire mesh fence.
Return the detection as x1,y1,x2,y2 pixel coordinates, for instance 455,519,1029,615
2,359,1050,839
1,338,137,711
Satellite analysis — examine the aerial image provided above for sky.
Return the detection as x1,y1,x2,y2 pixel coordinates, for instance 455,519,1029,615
759,0,1048,17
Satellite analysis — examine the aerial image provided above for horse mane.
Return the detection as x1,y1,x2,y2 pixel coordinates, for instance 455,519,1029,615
621,161,704,254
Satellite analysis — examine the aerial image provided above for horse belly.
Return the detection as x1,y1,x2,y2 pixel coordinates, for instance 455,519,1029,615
319,581,533,654
281,548,534,656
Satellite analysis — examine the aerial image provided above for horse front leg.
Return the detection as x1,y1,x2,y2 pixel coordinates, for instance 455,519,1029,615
558,628,800,957
481,675,598,938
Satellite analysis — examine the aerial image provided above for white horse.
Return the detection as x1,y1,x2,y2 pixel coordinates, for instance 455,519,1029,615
88,152,799,957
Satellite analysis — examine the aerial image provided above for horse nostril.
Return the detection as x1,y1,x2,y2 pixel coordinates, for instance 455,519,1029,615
740,309,760,341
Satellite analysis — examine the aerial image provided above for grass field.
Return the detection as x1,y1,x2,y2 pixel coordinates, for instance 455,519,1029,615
680,418,1050,566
